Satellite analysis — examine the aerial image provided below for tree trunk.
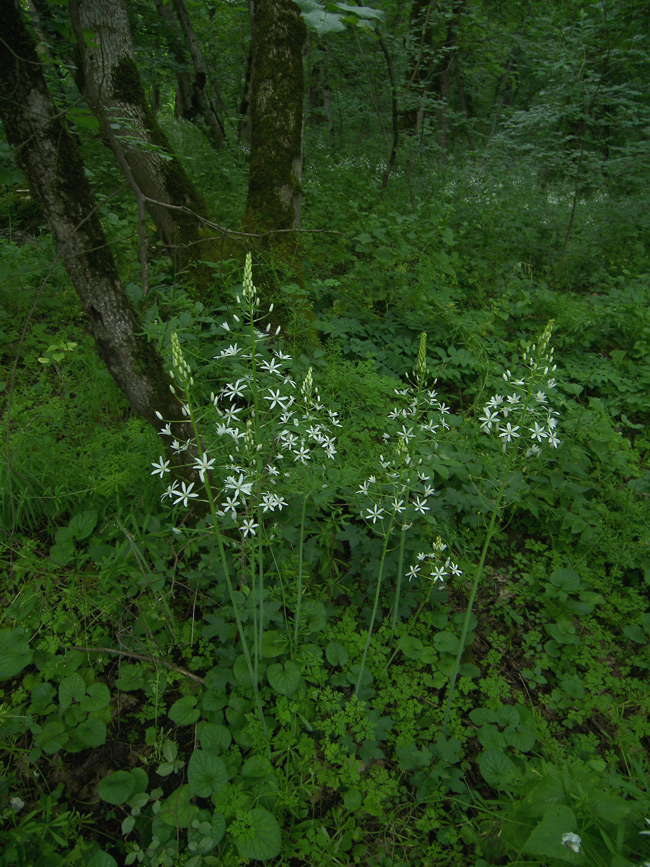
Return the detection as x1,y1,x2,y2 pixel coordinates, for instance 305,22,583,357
170,0,227,148
244,0,306,262
68,0,217,287
0,0,189,446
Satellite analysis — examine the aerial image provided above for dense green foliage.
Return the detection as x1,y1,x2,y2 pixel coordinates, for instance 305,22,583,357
2,0,650,864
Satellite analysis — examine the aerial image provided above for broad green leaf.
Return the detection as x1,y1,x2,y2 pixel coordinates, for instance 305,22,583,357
397,635,424,660
433,631,459,654
550,568,581,592
168,695,200,725
70,717,107,750
81,682,111,712
159,785,198,828
477,725,507,749
198,722,231,752
69,509,98,540
36,720,68,754
86,851,118,867
336,2,384,19
261,630,289,658
0,628,33,680
505,724,536,752
523,804,580,862
187,750,228,798
233,808,282,861
267,661,301,696
478,749,518,789
496,705,520,727
59,673,86,709
301,9,345,35
233,654,253,687
469,708,498,725
325,640,349,666
241,755,273,778
99,770,136,805
344,788,363,811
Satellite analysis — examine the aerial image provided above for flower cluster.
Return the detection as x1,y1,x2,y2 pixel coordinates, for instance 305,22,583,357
406,537,462,587
356,334,451,534
150,255,339,539
478,320,561,455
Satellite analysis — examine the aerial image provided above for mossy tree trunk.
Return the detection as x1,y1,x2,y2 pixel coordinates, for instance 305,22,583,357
68,0,218,287
243,0,307,284
0,0,190,449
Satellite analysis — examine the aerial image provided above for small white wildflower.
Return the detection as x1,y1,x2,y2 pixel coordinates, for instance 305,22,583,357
223,379,248,399
499,423,520,443
241,517,258,537
487,395,504,407
151,457,170,477
225,473,253,498
445,560,462,577
547,431,561,448
429,565,447,583
10,797,25,813
413,497,429,515
293,442,311,464
216,343,241,357
162,480,180,500
264,388,289,410
365,504,385,524
159,423,173,437
406,564,420,581
193,452,215,483
561,832,581,853
221,495,239,519
529,422,548,442
267,464,280,477
259,358,283,374
172,481,199,508
392,498,405,514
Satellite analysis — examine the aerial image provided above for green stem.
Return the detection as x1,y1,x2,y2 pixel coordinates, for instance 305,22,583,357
355,516,394,698
294,493,308,649
441,465,509,736
391,522,408,634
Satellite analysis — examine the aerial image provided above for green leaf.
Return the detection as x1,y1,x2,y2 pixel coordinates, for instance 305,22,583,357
159,785,198,828
233,654,253,687
169,695,200,725
496,705,520,727
477,725,507,749
397,635,424,660
81,682,111,712
478,749,518,789
198,722,231,752
69,509,98,540
623,624,647,644
344,788,363,811
0,628,33,680
70,717,107,750
99,770,136,805
336,2,383,19
550,568,581,592
86,851,118,867
187,750,228,798
36,720,68,754
241,755,273,778
301,599,327,633
433,631,460,654
261,630,289,658
325,640,350,666
267,661,301,696
505,724,536,752
523,804,580,862
233,808,282,861
469,708,498,725
59,673,86,709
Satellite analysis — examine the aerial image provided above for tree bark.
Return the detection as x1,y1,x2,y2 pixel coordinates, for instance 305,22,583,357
170,0,227,148
68,0,217,286
244,0,306,257
0,0,189,444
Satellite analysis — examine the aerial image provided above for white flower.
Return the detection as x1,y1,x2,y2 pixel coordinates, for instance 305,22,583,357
223,379,247,399
159,423,172,437
499,423,520,443
547,431,561,448
445,560,462,577
422,484,436,497
259,358,283,374
151,456,171,477
172,481,199,508
193,452,215,483
487,394,504,407
392,498,405,514
267,464,280,477
241,517,258,537
413,497,429,515
216,343,241,358
534,391,547,403
221,496,239,519
225,473,253,499
398,425,415,442
406,564,420,581
264,388,288,409
365,504,385,524
273,349,292,361
221,404,243,424
293,442,311,464
529,422,548,442
162,481,180,500
429,565,447,582
561,832,581,853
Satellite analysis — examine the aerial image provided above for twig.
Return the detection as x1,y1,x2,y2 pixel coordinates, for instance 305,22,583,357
72,645,205,685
